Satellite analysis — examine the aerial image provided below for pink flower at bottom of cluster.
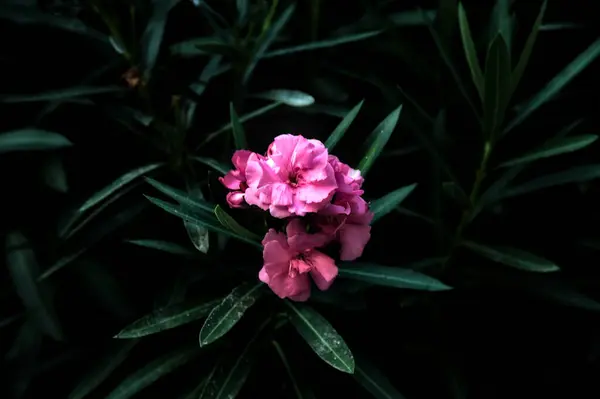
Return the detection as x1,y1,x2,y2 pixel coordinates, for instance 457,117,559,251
258,219,338,301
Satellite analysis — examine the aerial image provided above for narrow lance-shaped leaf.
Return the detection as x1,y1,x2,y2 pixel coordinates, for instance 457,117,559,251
0,86,123,103
285,302,355,374
104,347,199,399
125,239,197,257
482,34,511,141
489,0,515,50
324,99,364,151
214,205,261,241
229,102,247,149
509,0,547,98
243,3,296,84
6,232,63,340
250,90,315,107
184,181,210,254
463,241,560,272
0,129,72,153
504,36,600,135
191,156,230,175
338,262,453,291
354,354,408,399
458,3,484,100
264,30,382,58
79,163,164,213
501,164,600,199
141,0,178,79
67,340,138,399
370,183,418,224
115,299,221,339
199,282,263,346
145,177,214,214
199,317,271,399
358,105,403,176
498,134,598,168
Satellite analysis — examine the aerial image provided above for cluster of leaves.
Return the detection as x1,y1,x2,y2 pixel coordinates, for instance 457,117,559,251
1,0,600,398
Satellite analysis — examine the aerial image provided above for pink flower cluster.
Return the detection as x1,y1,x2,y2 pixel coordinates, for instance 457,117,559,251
220,134,373,301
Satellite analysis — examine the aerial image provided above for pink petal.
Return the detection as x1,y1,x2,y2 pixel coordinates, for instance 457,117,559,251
270,182,294,206
226,192,245,208
258,267,270,284
262,237,291,265
295,164,337,204
219,171,243,190
307,250,338,291
262,229,289,248
231,150,253,171
338,224,371,261
245,153,281,189
268,270,311,300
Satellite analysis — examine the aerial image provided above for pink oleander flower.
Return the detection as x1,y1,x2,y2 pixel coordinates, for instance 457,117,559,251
244,134,338,218
219,150,258,208
258,218,338,301
316,192,373,261
328,155,364,195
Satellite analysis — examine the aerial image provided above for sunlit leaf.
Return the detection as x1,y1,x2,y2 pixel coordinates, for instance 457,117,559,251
229,102,247,149
324,99,364,151
264,30,382,58
509,0,547,98
482,34,511,140
370,183,418,223
0,129,72,153
502,164,600,198
199,282,263,346
6,232,62,340
285,302,355,374
68,340,138,399
499,135,597,168
214,205,261,241
79,163,164,213
0,86,123,103
243,3,296,84
504,36,600,135
250,89,315,107
115,299,220,339
125,239,197,257
358,105,403,176
354,354,408,399
463,241,560,272
339,262,452,291
457,3,484,100
140,0,178,79
104,347,199,399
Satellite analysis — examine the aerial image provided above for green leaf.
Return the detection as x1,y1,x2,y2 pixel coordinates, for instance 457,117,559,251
324,99,364,151
201,102,282,147
243,3,296,84
236,0,249,25
171,37,232,57
79,163,164,213
68,340,138,399
285,302,355,374
229,102,247,149
498,135,598,168
354,354,407,399
482,34,511,140
199,282,263,346
502,164,600,198
184,181,210,254
190,55,224,97
250,89,315,107
463,241,560,272
489,0,515,50
509,0,547,98
115,299,220,339
504,36,600,135
370,183,418,224
214,205,261,241
145,177,214,214
41,155,69,192
264,30,382,58
271,341,305,399
141,0,178,79
199,318,270,399
104,347,199,399
0,86,122,103
358,105,403,176
190,156,230,175
126,239,197,257
338,262,452,291
144,195,261,248
6,232,63,341
0,129,72,153
457,3,484,100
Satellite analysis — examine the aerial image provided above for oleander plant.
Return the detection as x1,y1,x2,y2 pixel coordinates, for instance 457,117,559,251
1,0,600,398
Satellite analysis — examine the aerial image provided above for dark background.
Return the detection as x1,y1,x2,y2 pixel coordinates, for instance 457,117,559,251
1,0,600,398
